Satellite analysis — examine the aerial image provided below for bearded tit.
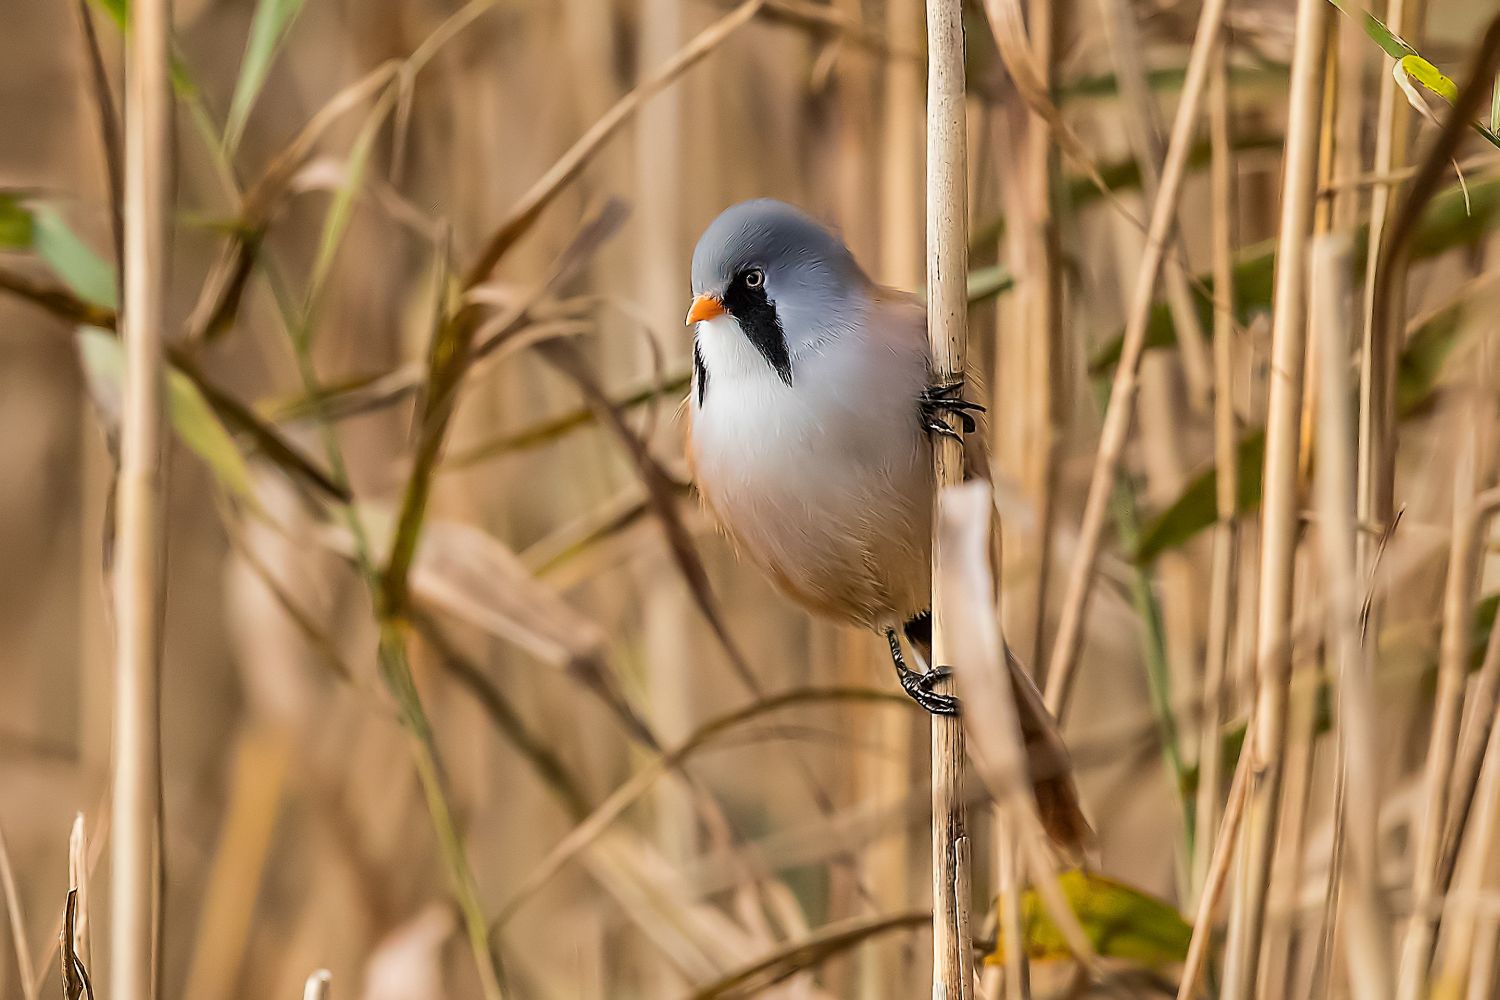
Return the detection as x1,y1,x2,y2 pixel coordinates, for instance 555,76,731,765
683,198,985,716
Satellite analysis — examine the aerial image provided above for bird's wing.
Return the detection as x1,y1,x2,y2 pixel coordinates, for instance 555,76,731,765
872,283,993,482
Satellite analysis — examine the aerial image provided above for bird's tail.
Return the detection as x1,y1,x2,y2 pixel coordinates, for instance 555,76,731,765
905,614,1095,861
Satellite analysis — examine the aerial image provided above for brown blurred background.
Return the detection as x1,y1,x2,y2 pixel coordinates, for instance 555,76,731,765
4,0,1500,997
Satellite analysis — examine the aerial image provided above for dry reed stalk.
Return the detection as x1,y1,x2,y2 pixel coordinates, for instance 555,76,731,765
1357,0,1423,547
180,725,293,998
67,814,90,975
1191,42,1238,906
1218,0,1331,995
924,0,974,994
1095,0,1212,408
0,823,36,1000
994,830,1029,1000
1040,0,1229,713
1432,708,1500,998
1398,483,1500,996
113,0,172,994
303,970,332,1000
1311,234,1393,999
993,0,1064,673
1176,734,1253,1000
1433,589,1500,894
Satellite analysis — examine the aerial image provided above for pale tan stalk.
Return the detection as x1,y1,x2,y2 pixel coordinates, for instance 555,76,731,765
302,970,331,1000
1218,0,1331,994
1176,734,1252,1000
1398,484,1500,997
1311,235,1392,1000
113,0,172,994
1042,0,1229,713
1432,706,1500,998
1358,0,1423,546
181,726,293,999
0,823,35,1000
68,814,90,975
1192,42,1238,906
925,0,974,993
995,829,1029,1000
1096,0,1211,407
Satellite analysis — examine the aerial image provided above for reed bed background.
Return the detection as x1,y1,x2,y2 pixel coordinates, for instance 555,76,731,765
3,0,1500,996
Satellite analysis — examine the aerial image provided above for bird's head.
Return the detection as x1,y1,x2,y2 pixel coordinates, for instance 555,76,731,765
687,199,870,388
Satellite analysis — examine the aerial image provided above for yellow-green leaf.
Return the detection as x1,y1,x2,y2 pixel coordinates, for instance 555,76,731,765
1398,54,1459,103
0,193,34,248
77,328,253,499
987,870,1192,968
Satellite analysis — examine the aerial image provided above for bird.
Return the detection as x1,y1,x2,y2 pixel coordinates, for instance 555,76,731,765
683,199,1090,850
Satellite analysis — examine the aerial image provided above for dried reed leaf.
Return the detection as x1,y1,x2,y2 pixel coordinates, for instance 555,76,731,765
685,911,929,1000
536,338,763,693
338,510,605,667
937,482,1091,858
491,687,904,929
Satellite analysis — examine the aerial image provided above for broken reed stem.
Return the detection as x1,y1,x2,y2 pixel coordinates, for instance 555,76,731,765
1398,485,1500,996
1218,1,1330,995
113,0,172,994
1311,235,1393,999
302,970,332,1000
1042,0,1228,715
924,0,974,994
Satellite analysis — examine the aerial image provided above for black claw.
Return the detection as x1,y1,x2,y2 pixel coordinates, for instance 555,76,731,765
899,667,960,716
920,381,985,439
886,629,960,716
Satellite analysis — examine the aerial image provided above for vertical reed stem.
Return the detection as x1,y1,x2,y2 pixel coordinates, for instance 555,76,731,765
114,0,171,995
1311,235,1393,999
1219,1,1330,994
924,0,974,995
1043,0,1228,714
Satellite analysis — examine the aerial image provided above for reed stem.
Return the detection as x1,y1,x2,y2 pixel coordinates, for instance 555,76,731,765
924,0,974,994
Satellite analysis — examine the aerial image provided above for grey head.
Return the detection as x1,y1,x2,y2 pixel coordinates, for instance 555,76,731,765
688,199,872,391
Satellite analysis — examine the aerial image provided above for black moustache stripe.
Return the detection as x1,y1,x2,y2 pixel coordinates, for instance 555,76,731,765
722,281,793,387
693,339,709,406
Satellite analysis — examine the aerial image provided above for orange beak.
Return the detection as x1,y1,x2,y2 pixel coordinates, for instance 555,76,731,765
686,294,726,326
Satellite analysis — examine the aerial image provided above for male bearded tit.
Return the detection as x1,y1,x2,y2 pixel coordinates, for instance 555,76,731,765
684,198,980,716
683,200,1092,851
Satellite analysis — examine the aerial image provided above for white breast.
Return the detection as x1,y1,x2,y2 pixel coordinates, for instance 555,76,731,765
688,307,933,628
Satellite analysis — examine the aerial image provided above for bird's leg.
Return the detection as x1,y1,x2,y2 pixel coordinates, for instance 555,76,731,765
885,627,958,716
920,380,985,441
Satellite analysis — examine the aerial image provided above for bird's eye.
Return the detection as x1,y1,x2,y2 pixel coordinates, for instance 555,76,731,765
743,268,764,288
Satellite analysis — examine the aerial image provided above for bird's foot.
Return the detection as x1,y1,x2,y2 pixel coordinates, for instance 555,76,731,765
898,664,959,716
920,381,985,439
